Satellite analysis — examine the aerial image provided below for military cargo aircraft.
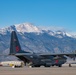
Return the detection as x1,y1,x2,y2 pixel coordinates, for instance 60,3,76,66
9,31,76,67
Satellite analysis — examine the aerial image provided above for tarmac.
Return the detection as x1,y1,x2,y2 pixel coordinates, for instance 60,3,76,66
0,65,76,75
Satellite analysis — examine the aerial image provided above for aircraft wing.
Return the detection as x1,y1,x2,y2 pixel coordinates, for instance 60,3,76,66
14,52,76,57
38,53,76,58
39,53,76,55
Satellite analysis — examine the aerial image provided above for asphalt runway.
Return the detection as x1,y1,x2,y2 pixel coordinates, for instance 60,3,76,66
0,66,76,75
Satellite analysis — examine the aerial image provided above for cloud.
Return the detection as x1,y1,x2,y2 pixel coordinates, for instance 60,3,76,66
38,25,76,36
38,26,66,31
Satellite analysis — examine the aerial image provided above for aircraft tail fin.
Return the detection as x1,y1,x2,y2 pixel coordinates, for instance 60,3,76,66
10,31,27,55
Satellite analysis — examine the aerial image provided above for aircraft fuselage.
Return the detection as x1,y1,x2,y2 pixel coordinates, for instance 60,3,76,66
16,54,67,67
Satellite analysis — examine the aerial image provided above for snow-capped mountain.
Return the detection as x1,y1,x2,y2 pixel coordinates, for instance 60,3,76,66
0,23,41,35
15,23,42,33
0,23,76,55
0,23,74,38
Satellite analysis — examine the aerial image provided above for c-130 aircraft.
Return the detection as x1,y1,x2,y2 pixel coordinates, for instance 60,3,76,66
9,31,76,67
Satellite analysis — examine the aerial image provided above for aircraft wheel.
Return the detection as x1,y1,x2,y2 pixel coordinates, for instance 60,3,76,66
34,65,40,67
52,65,54,66
44,65,50,67
58,64,62,67
29,65,40,68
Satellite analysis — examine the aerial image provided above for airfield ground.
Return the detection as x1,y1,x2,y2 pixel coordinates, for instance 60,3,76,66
0,65,76,75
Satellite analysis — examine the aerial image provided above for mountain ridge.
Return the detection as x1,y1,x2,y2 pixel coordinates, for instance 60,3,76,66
0,23,76,55
0,23,74,38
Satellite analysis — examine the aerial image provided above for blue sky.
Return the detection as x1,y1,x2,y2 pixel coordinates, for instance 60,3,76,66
0,0,76,32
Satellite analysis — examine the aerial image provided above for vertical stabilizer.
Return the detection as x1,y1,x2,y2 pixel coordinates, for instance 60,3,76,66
10,31,26,55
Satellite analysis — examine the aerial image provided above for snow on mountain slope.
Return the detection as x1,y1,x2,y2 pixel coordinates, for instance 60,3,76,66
0,22,76,54
0,23,74,38
15,23,41,33
0,25,16,35
54,30,73,38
